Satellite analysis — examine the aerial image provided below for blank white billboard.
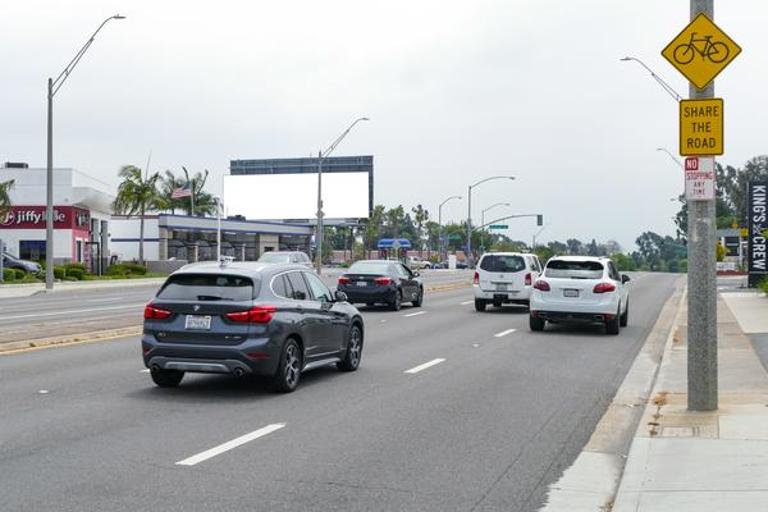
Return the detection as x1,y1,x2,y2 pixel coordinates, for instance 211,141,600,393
224,172,370,220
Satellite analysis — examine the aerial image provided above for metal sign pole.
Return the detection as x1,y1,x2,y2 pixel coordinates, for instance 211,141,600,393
0,238,4,283
687,0,718,411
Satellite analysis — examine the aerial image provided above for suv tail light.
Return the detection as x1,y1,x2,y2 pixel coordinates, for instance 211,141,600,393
473,272,479,285
374,277,392,285
338,276,350,285
524,273,532,286
144,303,172,320
226,305,277,324
593,282,616,293
533,280,550,291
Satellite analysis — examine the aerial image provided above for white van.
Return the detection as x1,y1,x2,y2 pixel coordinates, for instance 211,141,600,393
472,252,542,311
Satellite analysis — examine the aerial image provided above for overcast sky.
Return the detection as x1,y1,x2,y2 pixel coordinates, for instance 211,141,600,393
1,1,764,250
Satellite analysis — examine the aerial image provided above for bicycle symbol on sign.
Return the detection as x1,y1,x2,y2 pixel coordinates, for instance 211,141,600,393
673,32,730,65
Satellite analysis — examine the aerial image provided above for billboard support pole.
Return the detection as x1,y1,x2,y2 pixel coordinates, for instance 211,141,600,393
315,151,324,275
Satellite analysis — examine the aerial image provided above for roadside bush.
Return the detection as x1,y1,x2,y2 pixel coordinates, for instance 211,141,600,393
64,262,87,273
66,268,85,280
3,268,18,282
53,266,66,280
760,279,768,295
107,262,148,277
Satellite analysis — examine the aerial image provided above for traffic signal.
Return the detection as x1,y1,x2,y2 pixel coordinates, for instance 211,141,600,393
537,214,543,226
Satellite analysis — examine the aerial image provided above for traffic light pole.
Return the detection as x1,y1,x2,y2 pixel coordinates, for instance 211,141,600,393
687,0,718,411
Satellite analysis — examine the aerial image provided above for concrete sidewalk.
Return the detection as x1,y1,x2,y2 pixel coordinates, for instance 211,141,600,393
0,278,167,298
612,289,768,511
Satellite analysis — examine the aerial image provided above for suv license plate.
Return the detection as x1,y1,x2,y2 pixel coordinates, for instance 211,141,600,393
563,289,579,298
185,315,212,330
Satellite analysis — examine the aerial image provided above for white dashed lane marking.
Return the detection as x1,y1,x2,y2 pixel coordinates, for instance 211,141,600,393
494,328,518,338
404,358,446,374
175,423,286,466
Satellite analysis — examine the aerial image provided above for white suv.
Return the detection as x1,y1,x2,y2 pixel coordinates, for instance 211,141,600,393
529,256,630,335
473,252,542,311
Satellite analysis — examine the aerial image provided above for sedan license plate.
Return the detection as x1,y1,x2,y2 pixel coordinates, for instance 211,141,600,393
185,315,212,330
563,289,580,298
356,281,368,287
495,283,508,291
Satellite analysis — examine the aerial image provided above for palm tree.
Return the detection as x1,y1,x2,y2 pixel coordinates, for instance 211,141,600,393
158,170,185,214
181,167,217,217
0,179,14,219
113,165,163,265
411,204,429,256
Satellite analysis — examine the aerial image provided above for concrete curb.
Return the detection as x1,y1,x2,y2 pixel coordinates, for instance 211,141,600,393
0,280,471,355
538,277,687,512
0,278,167,299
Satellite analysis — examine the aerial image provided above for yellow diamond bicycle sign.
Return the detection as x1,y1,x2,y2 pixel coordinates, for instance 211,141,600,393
662,13,741,90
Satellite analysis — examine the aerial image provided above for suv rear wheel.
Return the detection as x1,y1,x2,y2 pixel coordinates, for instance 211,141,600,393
606,305,621,335
529,314,545,332
150,368,184,387
620,300,629,327
271,338,302,393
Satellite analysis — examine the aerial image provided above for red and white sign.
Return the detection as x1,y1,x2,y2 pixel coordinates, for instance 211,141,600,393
0,206,91,230
685,157,715,200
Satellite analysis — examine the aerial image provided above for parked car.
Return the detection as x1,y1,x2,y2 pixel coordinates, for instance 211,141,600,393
257,251,313,269
406,255,432,270
473,252,542,311
337,259,423,311
142,262,364,392
1,252,42,274
529,256,630,335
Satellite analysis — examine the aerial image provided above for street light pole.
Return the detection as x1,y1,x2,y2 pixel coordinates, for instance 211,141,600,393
466,176,515,266
656,147,684,169
438,195,462,262
480,202,511,251
315,117,370,275
688,0,718,412
45,14,125,290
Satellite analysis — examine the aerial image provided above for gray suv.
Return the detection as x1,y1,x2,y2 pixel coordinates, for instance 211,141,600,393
142,262,363,392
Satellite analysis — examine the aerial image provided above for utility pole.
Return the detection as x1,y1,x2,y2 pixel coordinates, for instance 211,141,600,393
688,0,718,411
315,150,324,273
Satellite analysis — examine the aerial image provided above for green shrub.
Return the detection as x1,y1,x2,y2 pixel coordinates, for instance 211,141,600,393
53,266,66,280
66,268,85,280
64,262,87,273
107,262,147,276
2,268,17,282
761,279,768,295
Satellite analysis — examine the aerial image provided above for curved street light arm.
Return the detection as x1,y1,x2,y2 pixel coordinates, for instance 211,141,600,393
620,56,682,103
51,14,125,97
482,202,511,215
469,175,516,190
656,147,684,169
475,213,540,231
439,195,462,209
321,117,370,158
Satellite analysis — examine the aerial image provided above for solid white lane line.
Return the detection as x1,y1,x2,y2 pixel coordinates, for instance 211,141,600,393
403,311,427,318
84,297,127,304
175,423,286,466
460,300,474,305
494,328,518,338
404,358,446,374
0,303,147,321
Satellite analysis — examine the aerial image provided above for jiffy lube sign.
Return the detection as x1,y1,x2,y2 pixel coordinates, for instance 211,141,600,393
0,206,89,230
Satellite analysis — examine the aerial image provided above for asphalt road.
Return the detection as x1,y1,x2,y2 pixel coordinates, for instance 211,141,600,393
0,269,472,345
0,272,678,511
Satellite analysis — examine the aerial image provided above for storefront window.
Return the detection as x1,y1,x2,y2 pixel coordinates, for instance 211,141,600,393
19,240,46,262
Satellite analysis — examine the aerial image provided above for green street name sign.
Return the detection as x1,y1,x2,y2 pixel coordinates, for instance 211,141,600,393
489,224,508,230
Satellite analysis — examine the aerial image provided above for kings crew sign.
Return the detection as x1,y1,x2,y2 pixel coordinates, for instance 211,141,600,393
680,98,723,156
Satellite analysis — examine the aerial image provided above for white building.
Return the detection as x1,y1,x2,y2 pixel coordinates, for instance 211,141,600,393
0,163,114,269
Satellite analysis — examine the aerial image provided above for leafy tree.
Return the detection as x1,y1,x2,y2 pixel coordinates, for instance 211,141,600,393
411,204,429,255
611,253,636,271
361,204,386,250
547,240,568,255
113,165,164,265
0,179,14,219
566,238,584,255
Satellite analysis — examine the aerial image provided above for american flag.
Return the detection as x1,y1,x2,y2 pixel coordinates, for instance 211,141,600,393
171,183,192,199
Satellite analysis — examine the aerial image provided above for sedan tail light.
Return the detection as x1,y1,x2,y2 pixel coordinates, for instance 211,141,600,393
374,277,392,285
524,273,532,286
338,276,350,285
226,305,277,324
473,272,479,285
593,282,616,294
144,303,172,320
533,280,550,291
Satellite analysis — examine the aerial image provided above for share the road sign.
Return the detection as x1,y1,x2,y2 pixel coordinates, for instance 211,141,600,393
679,98,723,156
662,13,741,90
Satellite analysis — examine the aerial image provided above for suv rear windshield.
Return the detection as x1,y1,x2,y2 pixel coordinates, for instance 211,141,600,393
545,260,604,279
479,255,526,273
157,274,256,301
258,253,291,264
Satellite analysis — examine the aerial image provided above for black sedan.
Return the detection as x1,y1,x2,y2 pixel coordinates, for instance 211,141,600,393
337,260,423,311
142,262,364,393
